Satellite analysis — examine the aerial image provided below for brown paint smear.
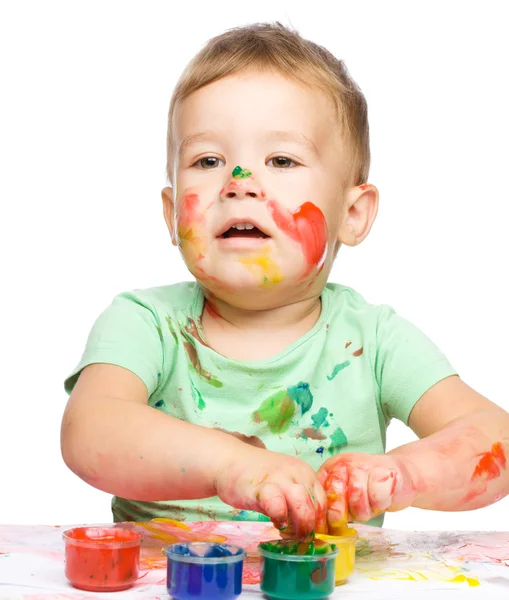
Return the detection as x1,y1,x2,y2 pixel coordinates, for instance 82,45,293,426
214,428,266,449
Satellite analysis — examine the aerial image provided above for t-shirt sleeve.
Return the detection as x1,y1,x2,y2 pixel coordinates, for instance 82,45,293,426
64,292,164,396
374,305,458,425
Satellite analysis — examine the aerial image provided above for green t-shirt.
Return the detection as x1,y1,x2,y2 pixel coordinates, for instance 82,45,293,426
65,282,456,526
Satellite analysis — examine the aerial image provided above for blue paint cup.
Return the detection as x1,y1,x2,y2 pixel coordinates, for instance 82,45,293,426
165,542,245,600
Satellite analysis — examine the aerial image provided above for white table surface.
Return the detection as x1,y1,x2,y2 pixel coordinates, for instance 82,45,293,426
1,522,509,599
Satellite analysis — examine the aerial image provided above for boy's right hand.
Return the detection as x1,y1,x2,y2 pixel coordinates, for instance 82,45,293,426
214,446,327,539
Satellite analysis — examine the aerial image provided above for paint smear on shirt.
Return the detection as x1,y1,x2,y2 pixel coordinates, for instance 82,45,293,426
252,390,296,434
166,315,179,344
287,382,313,415
298,427,327,441
311,407,330,429
267,200,327,278
190,378,206,410
328,427,348,455
183,340,223,388
214,428,266,449
327,360,351,380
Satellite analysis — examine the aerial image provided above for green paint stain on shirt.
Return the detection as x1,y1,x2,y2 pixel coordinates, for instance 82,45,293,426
183,340,223,388
252,390,296,434
165,315,179,344
328,427,348,455
155,325,163,342
311,407,330,430
327,360,351,381
287,382,314,416
232,166,252,179
190,379,206,411
155,399,165,408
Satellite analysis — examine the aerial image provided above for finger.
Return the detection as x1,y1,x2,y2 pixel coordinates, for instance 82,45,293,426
280,483,315,539
347,467,373,522
313,480,328,534
324,467,348,530
368,467,397,513
257,483,288,528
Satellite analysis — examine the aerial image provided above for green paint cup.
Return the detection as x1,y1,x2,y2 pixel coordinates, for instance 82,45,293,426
258,539,338,600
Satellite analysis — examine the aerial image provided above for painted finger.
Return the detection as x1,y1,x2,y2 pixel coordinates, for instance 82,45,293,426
257,483,288,528
324,467,348,529
313,480,328,534
317,454,347,486
368,466,396,513
282,483,316,539
347,467,373,522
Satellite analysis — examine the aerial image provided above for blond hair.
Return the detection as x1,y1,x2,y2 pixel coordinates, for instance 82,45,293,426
167,22,370,185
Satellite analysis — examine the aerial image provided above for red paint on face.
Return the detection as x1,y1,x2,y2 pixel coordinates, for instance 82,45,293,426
220,181,247,196
358,184,369,191
178,193,201,228
472,442,507,481
267,200,327,278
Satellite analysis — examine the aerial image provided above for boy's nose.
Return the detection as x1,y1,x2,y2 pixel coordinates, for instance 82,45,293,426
220,173,264,200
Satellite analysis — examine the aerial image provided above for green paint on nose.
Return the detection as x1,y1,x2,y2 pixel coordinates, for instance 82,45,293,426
232,166,252,179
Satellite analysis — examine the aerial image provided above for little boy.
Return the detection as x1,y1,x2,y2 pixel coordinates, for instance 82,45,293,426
61,23,509,537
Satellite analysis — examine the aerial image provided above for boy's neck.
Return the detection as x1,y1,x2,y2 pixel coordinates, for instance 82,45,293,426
200,292,323,361
205,293,321,331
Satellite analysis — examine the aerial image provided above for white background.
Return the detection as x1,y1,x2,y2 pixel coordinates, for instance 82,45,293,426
1,0,508,530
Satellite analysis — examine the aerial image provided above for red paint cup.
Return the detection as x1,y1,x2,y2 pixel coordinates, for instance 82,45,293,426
63,526,143,592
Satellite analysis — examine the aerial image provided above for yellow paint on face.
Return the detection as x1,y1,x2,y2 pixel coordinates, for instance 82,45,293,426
178,226,207,263
239,248,283,286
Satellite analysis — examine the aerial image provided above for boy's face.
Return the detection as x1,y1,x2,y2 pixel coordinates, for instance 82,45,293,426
164,70,371,308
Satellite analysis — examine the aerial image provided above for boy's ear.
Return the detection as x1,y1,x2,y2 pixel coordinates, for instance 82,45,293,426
161,186,177,246
337,184,379,247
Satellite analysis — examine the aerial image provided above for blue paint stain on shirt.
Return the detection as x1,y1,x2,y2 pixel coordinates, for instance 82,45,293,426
287,382,314,415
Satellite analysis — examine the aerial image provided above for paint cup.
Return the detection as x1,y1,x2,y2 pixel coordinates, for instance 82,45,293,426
165,542,245,600
258,539,338,600
63,526,143,592
315,531,358,585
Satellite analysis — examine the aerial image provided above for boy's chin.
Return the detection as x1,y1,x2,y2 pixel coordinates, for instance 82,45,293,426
193,272,313,310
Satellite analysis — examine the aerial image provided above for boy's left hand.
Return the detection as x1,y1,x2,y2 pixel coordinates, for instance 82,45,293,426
317,452,418,526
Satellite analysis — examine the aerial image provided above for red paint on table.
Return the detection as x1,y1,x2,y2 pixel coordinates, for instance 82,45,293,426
267,200,327,277
63,526,143,592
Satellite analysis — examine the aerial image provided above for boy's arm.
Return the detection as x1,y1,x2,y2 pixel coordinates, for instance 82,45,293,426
388,375,509,511
61,363,242,500
319,376,509,522
61,363,326,535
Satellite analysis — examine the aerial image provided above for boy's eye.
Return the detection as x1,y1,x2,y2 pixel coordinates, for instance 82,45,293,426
268,156,297,169
195,157,224,169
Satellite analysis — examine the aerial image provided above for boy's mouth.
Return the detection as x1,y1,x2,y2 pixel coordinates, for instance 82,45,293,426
217,220,270,240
